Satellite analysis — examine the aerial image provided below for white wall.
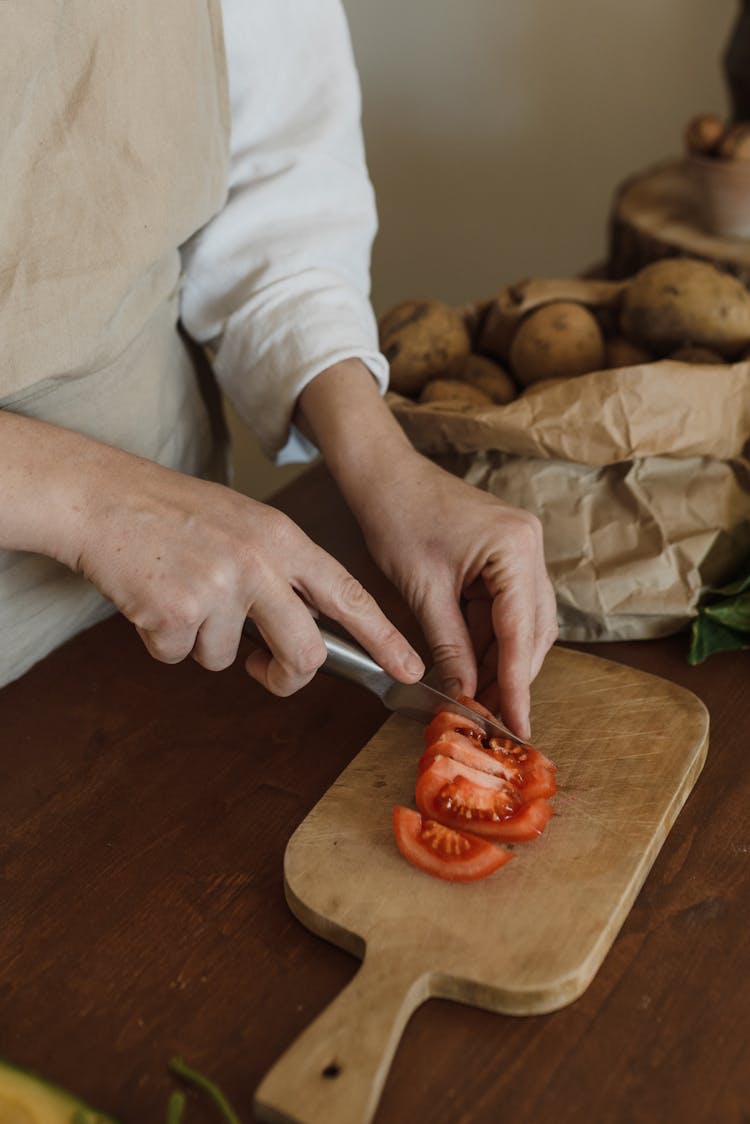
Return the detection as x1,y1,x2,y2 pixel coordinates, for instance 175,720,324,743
231,0,737,498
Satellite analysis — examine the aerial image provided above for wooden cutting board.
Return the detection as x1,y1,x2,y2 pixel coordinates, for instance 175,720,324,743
254,646,709,1124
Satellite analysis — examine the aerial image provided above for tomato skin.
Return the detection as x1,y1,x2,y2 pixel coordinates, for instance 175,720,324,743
421,730,556,801
392,806,513,883
516,759,557,802
415,757,553,842
479,797,553,842
397,696,557,884
423,710,557,801
457,695,496,721
423,710,485,748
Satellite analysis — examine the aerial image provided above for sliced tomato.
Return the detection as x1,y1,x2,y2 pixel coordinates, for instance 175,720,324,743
423,712,557,801
415,755,521,826
423,710,485,748
480,796,553,841
514,757,557,802
478,737,557,801
420,731,525,787
392,806,513,882
457,694,497,721
415,756,553,842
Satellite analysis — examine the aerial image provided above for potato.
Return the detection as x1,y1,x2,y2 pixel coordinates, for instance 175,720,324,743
379,299,471,396
604,336,653,368
460,300,493,347
717,121,750,161
684,113,725,156
522,376,570,394
668,346,726,364
418,378,493,407
509,301,605,387
619,259,750,358
458,354,517,404
475,298,517,363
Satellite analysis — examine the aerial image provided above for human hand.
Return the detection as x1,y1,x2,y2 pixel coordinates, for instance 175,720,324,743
294,357,557,737
65,447,424,694
350,452,558,740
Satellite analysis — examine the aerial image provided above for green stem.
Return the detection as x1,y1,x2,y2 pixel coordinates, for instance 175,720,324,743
165,1090,187,1124
168,1057,242,1124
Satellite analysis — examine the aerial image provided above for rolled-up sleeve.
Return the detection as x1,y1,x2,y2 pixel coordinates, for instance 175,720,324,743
179,0,388,464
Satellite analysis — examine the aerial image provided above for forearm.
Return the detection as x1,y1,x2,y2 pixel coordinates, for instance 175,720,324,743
0,410,142,568
296,358,419,507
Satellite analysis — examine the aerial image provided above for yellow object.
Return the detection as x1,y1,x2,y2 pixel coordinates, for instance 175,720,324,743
0,1059,116,1124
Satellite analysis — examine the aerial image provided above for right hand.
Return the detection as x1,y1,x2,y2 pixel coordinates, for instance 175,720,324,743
67,449,424,695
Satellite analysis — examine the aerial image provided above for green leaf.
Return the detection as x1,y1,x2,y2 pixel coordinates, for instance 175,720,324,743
689,611,750,665
688,557,750,663
706,570,750,599
705,590,750,632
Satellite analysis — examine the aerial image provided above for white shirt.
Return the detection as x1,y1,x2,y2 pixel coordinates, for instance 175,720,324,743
179,0,387,465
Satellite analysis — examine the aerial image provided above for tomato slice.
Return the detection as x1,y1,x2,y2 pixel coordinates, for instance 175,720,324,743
420,731,525,786
423,713,557,801
424,710,486,748
456,694,498,720
415,756,553,842
392,806,513,882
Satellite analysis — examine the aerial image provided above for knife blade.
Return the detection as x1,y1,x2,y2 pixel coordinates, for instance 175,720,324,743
243,619,529,746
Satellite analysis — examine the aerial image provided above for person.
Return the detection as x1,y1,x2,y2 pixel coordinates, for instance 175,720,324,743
0,0,557,741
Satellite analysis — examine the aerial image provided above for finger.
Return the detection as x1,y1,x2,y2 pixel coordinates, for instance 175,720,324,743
418,583,478,698
530,562,558,681
484,561,535,741
191,610,245,672
299,555,424,683
136,622,200,665
245,589,327,697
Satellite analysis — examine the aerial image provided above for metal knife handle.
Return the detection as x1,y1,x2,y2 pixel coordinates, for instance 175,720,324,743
242,618,394,700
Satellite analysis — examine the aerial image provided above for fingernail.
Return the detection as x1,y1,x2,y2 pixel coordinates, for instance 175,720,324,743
405,652,425,678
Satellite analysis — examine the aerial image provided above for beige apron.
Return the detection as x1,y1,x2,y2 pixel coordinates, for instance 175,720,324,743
0,0,231,685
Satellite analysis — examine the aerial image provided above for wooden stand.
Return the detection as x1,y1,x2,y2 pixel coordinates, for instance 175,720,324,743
608,158,750,284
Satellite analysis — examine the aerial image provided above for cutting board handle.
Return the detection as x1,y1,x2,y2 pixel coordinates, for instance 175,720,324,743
254,945,428,1124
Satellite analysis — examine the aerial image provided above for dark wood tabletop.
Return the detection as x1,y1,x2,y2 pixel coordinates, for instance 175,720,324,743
2,462,749,1124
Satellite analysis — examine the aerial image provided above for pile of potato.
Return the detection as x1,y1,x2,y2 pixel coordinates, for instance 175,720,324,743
684,112,750,162
379,258,750,408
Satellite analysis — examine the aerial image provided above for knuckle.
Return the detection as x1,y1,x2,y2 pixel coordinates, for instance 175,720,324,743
337,574,371,615
269,667,315,698
137,589,202,634
522,509,543,536
265,509,299,550
541,619,559,647
430,639,465,666
167,594,203,632
291,638,327,678
201,558,235,599
510,518,540,555
142,632,189,665
197,649,236,673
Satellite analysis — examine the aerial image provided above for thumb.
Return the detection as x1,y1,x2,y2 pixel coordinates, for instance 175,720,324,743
417,585,477,699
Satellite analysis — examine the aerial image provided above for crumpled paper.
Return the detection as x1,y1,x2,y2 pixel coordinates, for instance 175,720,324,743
388,277,750,642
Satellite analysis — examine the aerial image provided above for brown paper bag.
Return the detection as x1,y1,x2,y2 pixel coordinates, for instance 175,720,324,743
388,279,750,642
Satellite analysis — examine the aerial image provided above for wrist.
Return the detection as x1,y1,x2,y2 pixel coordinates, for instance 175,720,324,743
296,358,419,501
0,412,121,569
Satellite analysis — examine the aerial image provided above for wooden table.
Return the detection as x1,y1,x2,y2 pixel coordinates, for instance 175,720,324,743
2,464,748,1124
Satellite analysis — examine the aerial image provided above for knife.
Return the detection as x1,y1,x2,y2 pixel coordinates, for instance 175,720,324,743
242,619,529,745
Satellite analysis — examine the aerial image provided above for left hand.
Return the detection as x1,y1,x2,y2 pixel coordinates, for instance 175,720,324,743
297,359,558,740
349,450,558,740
